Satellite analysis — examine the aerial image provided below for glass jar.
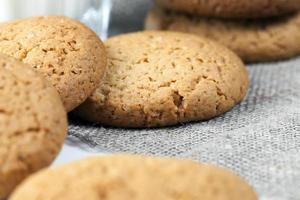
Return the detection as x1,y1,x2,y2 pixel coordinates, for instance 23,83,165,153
0,0,112,39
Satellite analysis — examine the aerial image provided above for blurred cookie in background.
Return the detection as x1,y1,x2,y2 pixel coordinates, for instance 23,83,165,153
154,0,300,18
145,8,300,62
0,54,67,199
10,155,258,200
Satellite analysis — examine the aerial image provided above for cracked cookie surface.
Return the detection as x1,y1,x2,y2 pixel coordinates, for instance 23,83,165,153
10,155,258,200
145,8,300,62
0,54,68,199
154,0,300,18
75,31,248,127
0,16,107,112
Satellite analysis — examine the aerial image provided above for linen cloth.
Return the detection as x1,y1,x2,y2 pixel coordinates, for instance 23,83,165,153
69,1,300,199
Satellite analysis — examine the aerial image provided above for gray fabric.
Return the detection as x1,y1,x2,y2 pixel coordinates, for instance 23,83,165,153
68,1,300,200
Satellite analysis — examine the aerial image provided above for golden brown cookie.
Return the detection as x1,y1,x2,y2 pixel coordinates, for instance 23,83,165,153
145,8,300,62
0,16,107,112
154,0,300,18
0,54,68,199
75,31,249,128
10,155,258,200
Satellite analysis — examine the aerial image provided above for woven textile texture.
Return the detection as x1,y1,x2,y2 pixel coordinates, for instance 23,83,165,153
69,1,300,200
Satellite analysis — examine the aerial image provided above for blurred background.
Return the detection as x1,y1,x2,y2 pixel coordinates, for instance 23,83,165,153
0,0,153,38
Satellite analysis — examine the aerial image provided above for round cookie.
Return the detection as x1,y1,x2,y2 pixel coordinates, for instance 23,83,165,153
0,54,68,199
0,16,107,112
75,31,249,128
10,155,258,200
154,0,300,18
145,8,300,62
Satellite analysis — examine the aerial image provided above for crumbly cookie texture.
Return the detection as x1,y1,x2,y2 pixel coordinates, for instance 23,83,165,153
0,16,107,112
0,54,68,199
145,8,300,62
154,0,300,18
10,155,258,200
75,31,249,127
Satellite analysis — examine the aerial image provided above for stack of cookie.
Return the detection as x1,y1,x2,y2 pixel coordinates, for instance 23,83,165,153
146,0,300,62
1,14,251,199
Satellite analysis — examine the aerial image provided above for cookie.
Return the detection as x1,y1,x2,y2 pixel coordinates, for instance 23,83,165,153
0,16,107,112
75,31,249,128
145,8,300,62
10,155,258,200
154,0,300,18
0,54,68,199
